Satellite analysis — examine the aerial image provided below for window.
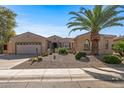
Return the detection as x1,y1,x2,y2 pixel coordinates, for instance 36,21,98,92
84,39,90,51
69,43,71,48
105,40,109,49
38,42,41,45
23,42,26,45
29,42,31,45
20,42,22,45
16,42,19,45
59,43,62,47
72,42,74,48
4,45,7,50
25,42,28,45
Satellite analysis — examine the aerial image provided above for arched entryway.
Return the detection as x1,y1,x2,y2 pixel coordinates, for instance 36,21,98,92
52,42,58,49
51,42,58,53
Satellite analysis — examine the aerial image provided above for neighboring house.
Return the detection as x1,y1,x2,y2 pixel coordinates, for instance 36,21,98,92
74,32,116,55
5,32,116,55
113,36,124,43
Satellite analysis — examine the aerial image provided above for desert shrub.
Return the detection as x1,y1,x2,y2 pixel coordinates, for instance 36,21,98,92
31,57,38,62
37,56,43,62
31,56,43,62
103,55,122,64
58,48,68,55
49,52,52,55
75,52,86,60
42,52,48,57
112,40,124,56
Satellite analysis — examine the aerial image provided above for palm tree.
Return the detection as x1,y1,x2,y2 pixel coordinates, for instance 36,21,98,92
0,6,16,53
67,5,124,55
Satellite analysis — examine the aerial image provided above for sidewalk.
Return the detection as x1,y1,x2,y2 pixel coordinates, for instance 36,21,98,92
0,68,124,82
0,68,124,88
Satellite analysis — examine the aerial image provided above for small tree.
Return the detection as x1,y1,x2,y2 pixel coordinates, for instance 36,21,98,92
0,6,16,53
112,40,124,56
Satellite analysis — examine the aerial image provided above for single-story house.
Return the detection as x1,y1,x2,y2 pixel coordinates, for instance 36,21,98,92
5,31,117,55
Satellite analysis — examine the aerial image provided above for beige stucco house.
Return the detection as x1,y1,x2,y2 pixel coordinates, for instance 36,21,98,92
5,31,117,55
74,32,116,55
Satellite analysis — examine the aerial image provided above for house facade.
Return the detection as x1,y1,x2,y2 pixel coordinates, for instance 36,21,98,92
74,32,116,54
5,32,116,55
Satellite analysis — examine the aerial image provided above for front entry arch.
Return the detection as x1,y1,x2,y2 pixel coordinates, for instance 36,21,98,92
52,42,58,49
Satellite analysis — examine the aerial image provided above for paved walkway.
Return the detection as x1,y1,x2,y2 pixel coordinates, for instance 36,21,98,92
0,68,124,88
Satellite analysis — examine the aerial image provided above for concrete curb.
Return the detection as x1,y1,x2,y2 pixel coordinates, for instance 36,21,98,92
0,75,124,81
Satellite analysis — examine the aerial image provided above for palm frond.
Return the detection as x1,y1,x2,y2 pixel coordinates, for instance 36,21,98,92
101,17,124,28
69,11,82,18
67,5,124,35
68,27,89,35
102,22,124,29
67,22,82,28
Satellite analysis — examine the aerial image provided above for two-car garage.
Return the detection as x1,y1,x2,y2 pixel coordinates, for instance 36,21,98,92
7,32,48,55
16,42,42,54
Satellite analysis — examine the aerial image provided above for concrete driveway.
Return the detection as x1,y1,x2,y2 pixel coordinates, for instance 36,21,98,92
0,54,33,69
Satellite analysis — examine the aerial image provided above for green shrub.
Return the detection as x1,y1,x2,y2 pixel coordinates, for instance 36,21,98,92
103,55,122,64
75,52,86,60
112,40,124,56
58,48,68,55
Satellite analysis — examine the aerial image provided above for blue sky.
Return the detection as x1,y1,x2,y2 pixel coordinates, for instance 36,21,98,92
5,5,124,37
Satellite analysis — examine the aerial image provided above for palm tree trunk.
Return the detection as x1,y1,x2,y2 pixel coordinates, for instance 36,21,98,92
91,40,99,55
90,32,100,55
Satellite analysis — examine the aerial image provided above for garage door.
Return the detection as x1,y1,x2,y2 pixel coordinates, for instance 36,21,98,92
16,42,41,54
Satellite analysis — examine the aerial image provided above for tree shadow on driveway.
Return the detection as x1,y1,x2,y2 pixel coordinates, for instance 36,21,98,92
82,69,124,82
